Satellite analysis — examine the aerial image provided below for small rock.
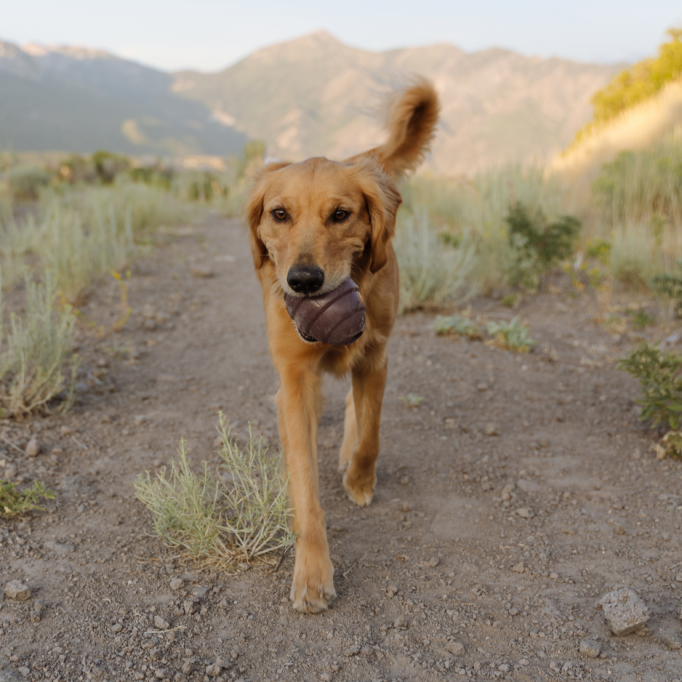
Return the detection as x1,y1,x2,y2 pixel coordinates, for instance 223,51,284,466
549,572,559,580
613,524,626,535
153,615,170,630
320,674,332,682
498,664,510,672
515,507,533,519
154,669,167,679
579,639,601,658
344,645,360,657
18,668,30,679
25,438,40,458
191,585,208,599
661,632,682,650
512,562,525,574
500,484,514,502
386,585,398,598
190,265,214,279
111,623,123,633
205,663,221,677
5,580,30,601
428,556,440,568
169,578,184,591
4,463,17,480
484,423,499,436
399,476,409,485
597,588,649,636
181,661,194,675
394,615,407,629
445,641,465,656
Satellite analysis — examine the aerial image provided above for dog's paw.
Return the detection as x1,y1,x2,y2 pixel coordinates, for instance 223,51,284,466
343,469,375,507
290,549,336,614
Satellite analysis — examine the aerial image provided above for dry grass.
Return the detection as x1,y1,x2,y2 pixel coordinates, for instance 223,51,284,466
0,272,78,418
134,417,294,567
394,208,477,313
0,182,196,300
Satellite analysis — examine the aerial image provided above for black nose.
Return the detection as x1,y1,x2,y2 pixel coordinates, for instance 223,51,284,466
287,265,325,295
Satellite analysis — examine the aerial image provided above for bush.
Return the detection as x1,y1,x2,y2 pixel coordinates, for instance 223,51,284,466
394,209,476,313
433,314,481,339
134,418,294,567
486,316,535,352
506,201,581,288
8,164,52,201
0,272,78,418
618,341,682,430
1,479,55,517
401,164,567,294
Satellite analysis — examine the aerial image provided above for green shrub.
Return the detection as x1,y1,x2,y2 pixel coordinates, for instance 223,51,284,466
505,201,581,288
8,164,52,201
618,341,682,430
486,316,535,352
134,418,294,567
1,479,55,517
433,314,481,338
394,209,477,313
0,272,78,417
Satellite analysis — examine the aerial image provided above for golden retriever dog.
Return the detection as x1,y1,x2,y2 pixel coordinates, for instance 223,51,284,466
246,78,440,613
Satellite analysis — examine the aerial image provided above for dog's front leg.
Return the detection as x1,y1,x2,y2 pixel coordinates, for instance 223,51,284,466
276,366,335,613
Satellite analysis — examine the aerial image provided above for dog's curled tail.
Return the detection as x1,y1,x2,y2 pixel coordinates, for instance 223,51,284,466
356,77,440,178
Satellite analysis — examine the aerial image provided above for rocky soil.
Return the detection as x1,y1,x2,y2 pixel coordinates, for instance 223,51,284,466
2,214,682,682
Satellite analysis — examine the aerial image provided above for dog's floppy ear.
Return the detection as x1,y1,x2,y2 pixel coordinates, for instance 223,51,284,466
245,161,291,269
353,160,402,273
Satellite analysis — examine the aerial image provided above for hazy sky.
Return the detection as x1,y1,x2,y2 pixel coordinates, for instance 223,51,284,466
4,0,682,72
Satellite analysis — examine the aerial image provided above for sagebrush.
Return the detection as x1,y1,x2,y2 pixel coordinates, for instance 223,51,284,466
618,341,682,430
135,418,294,566
0,272,78,417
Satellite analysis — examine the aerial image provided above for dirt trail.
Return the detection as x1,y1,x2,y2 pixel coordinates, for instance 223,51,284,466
2,214,682,682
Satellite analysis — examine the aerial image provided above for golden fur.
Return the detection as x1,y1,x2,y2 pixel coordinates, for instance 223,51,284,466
246,77,440,613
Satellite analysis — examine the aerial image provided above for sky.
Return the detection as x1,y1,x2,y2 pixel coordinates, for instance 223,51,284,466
4,0,682,72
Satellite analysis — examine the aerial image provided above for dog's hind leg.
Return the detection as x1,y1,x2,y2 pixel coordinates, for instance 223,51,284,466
343,356,388,506
338,389,358,472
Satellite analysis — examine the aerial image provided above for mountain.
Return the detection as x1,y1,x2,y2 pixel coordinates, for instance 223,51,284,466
0,40,246,157
173,31,622,175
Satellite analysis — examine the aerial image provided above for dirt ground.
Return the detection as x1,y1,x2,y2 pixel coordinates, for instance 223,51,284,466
2,214,682,682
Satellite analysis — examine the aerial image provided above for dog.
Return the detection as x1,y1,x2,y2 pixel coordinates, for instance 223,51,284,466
245,78,440,613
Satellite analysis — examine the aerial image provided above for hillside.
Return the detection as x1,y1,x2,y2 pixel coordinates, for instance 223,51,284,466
0,40,246,156
173,31,621,174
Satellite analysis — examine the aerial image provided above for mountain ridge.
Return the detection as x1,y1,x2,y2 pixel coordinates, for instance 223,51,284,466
0,32,621,172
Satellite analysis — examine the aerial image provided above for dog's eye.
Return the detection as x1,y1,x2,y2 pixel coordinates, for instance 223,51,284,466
333,210,349,222
272,209,287,221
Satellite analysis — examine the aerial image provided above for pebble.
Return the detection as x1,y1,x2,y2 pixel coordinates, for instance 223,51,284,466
170,578,184,591
661,633,682,650
190,265,214,279
515,507,533,519
18,667,30,678
206,663,221,677
500,484,514,502
25,437,40,458
111,623,123,633
5,580,30,601
320,674,332,682
153,616,170,630
512,562,525,574
445,641,465,656
484,423,499,436
192,585,208,599
579,639,601,658
400,476,409,485
154,669,167,679
394,615,407,629
597,588,650,636
344,645,360,657
428,556,440,568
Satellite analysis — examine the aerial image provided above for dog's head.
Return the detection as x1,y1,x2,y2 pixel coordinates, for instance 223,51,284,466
246,156,402,296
